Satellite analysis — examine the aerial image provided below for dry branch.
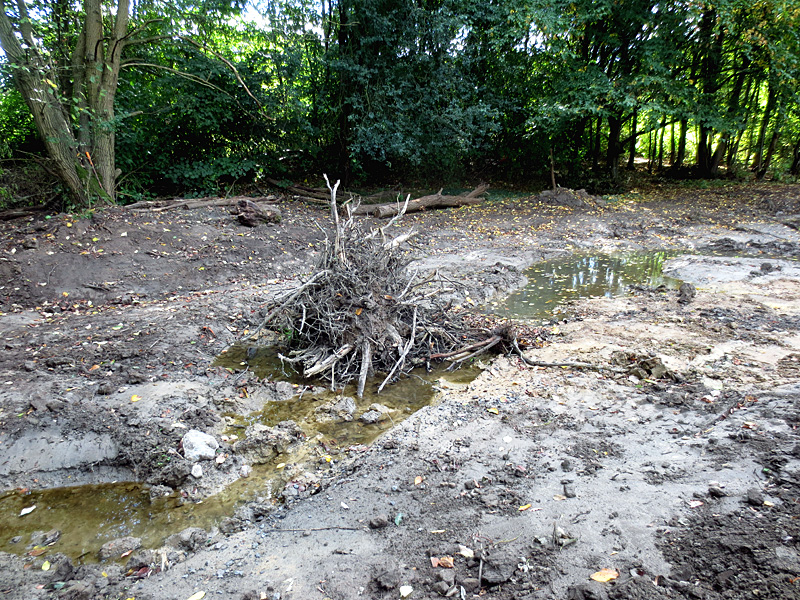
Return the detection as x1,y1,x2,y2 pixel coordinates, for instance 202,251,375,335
243,176,506,396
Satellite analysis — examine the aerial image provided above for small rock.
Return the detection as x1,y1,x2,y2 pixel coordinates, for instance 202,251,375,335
561,459,573,472
564,484,577,498
460,577,480,593
98,536,141,561
708,485,727,498
432,581,450,596
148,485,173,503
374,566,401,590
360,410,384,424
240,464,253,478
191,464,203,478
746,488,765,506
437,569,456,586
369,515,390,529
677,282,696,305
182,429,219,461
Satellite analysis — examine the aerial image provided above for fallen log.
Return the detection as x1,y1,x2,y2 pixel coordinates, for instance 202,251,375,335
351,184,489,218
128,196,278,212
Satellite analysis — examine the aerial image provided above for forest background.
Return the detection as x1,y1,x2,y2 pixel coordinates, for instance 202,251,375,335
1,0,799,209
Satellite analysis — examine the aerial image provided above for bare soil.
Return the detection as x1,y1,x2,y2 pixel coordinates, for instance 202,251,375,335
1,183,800,600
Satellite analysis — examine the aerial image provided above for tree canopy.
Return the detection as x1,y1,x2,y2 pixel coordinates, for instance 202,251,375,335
1,0,799,205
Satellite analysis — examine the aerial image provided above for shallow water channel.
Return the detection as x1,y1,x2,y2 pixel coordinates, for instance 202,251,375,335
488,251,683,322
0,250,684,562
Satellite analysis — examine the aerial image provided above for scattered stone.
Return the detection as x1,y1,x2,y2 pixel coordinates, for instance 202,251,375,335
181,429,219,461
96,382,115,395
28,394,49,412
148,458,192,487
460,577,480,593
745,488,765,506
360,409,385,424
677,282,696,305
369,514,390,529
148,485,173,502
433,581,451,596
98,536,141,561
561,459,573,472
165,527,209,552
437,569,456,587
374,566,401,590
314,396,357,423
240,464,253,478
191,464,203,478
480,548,517,584
708,485,727,498
564,483,577,498
233,420,304,464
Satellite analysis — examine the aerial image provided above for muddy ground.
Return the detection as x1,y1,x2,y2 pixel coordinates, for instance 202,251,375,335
1,182,800,600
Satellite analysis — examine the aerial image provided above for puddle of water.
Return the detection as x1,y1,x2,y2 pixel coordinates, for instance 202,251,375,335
1,351,477,562
488,251,684,322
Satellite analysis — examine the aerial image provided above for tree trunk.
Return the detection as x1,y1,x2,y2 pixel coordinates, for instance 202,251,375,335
607,114,623,182
675,119,687,168
0,0,130,206
752,84,777,174
626,109,637,170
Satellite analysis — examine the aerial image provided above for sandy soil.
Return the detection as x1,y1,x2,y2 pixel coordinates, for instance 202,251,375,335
1,183,800,600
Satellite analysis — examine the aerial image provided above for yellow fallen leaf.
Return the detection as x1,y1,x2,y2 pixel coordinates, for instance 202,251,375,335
518,503,532,511
355,307,363,316
41,561,50,571
438,556,454,568
430,529,446,534
487,407,499,414
276,462,286,469
186,593,206,600
414,475,424,485
131,394,141,402
89,364,100,371
590,568,619,583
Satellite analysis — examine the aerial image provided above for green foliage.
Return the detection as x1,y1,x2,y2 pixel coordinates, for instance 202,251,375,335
0,85,37,157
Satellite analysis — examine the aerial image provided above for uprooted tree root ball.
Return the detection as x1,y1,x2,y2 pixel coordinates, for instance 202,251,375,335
244,176,522,397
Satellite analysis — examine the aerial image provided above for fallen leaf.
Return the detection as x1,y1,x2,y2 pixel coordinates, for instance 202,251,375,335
438,556,454,568
120,549,133,558
275,463,286,469
519,503,532,511
130,395,141,402
414,475,424,485
89,364,100,371
430,557,440,567
340,502,349,509
590,568,620,583
457,545,474,559
764,500,775,507
399,585,413,597
742,421,758,429
553,494,567,501
186,593,206,600
487,407,499,414
28,546,47,557
430,529,446,534
41,561,50,571
688,500,704,508
355,307,363,316
19,505,36,517
111,323,123,330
